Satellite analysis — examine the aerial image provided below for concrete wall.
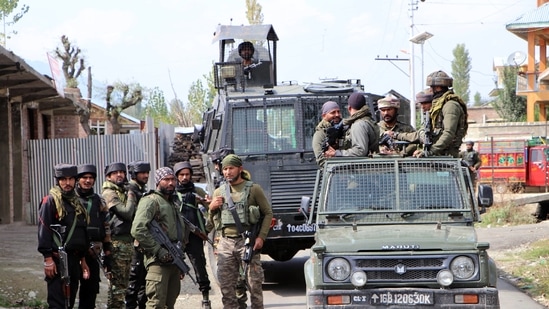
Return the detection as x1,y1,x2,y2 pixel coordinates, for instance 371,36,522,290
465,121,549,145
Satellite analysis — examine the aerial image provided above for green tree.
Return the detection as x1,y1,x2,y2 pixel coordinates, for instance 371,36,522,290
143,87,174,126
473,92,482,106
451,43,471,104
0,0,28,46
105,82,144,134
493,65,526,122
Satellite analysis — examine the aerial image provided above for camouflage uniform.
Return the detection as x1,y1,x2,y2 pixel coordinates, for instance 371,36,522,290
395,90,467,158
378,121,416,156
102,179,134,309
312,119,332,167
131,189,187,309
209,180,273,309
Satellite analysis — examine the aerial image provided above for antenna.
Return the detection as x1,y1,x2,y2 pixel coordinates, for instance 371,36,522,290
507,51,527,66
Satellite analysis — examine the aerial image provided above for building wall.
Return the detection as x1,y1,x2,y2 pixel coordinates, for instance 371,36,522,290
53,113,80,139
0,98,8,223
467,106,502,124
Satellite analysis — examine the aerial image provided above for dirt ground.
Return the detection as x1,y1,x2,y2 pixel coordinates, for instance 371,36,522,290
0,222,220,308
2,217,549,308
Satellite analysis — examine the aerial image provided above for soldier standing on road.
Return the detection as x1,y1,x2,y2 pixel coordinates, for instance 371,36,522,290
312,100,342,167
208,154,273,309
376,94,416,156
324,92,379,158
38,164,90,309
75,164,112,309
460,141,482,188
389,71,468,158
101,162,133,309
126,161,151,309
131,167,187,309
174,161,212,309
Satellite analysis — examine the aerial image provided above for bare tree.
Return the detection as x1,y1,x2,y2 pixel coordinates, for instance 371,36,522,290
105,83,143,134
55,35,93,135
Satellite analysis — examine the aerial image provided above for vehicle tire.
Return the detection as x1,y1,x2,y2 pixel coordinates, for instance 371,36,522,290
535,201,549,221
268,249,298,262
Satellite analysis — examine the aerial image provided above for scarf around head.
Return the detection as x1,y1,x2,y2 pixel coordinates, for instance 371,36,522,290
50,185,89,223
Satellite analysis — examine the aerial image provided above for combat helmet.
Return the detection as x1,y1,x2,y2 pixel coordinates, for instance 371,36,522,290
77,164,97,179
377,94,400,109
54,164,77,179
104,162,127,177
127,161,151,179
426,70,453,87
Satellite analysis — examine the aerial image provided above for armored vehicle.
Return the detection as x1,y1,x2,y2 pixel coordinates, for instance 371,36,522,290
303,157,498,308
197,24,385,261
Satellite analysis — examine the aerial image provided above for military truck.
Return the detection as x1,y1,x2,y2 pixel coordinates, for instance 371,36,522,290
303,157,499,308
196,24,389,262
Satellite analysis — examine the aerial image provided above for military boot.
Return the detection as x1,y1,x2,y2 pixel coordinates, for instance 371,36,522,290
201,299,211,309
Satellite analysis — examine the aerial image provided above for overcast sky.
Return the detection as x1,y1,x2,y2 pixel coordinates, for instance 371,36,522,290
6,0,534,105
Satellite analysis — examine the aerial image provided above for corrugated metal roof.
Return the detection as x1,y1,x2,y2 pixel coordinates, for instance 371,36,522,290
506,2,549,41
212,24,278,43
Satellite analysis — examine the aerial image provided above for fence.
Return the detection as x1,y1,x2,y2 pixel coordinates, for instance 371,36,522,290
27,131,157,224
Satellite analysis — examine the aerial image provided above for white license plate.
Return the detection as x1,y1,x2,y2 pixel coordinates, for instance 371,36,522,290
354,292,434,305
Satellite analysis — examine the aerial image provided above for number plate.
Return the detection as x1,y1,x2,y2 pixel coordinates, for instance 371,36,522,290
353,292,434,306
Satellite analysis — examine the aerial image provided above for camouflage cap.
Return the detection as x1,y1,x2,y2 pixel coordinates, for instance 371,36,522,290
416,90,433,104
377,94,400,109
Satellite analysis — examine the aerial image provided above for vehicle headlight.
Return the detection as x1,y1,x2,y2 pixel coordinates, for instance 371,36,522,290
350,271,367,287
326,258,351,281
437,269,454,287
450,256,475,279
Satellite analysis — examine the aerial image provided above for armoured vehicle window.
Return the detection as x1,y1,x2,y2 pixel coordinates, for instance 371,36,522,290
232,104,297,153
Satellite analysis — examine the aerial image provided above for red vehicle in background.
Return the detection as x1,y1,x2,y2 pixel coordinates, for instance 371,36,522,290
478,137,549,194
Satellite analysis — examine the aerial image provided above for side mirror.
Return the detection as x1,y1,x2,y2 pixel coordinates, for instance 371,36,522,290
477,184,493,208
299,196,311,222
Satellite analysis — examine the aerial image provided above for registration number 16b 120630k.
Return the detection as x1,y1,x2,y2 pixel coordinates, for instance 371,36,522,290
353,292,434,305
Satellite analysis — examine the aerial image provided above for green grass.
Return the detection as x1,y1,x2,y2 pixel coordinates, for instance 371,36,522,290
477,202,538,227
497,239,549,306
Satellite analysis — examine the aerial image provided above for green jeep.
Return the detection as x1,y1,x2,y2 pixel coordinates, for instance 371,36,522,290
303,157,499,308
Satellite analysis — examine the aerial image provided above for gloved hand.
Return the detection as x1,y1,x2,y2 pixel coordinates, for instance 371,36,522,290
102,254,113,274
157,248,173,263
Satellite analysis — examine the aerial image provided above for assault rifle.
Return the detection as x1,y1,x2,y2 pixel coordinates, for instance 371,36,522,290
321,121,347,153
241,217,263,290
148,220,196,284
50,224,70,309
423,111,433,154
179,213,214,246
89,242,109,279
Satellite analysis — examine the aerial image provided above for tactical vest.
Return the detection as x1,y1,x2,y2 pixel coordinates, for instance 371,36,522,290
219,181,253,227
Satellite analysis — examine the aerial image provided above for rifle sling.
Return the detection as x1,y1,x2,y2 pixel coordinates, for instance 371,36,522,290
53,215,77,249
225,183,245,235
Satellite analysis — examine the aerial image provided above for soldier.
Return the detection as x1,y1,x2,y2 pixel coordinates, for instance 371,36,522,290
131,167,187,308
312,100,342,167
207,154,273,309
75,164,111,309
174,161,212,309
390,71,468,158
38,164,90,309
460,141,482,188
101,162,133,309
126,161,151,309
376,94,416,156
238,41,256,67
324,92,379,158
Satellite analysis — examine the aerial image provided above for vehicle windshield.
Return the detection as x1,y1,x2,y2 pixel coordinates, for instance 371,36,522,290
318,159,473,225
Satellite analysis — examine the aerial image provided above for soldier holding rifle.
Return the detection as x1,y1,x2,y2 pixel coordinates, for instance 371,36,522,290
174,161,213,309
208,154,273,309
131,167,188,308
38,164,90,309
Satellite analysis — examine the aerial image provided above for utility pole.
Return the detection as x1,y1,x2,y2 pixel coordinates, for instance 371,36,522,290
409,0,418,128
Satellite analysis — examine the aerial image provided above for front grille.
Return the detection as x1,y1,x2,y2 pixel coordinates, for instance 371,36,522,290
270,168,318,212
356,258,444,268
356,256,447,282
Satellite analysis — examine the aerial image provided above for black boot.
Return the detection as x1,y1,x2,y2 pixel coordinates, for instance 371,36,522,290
201,299,211,309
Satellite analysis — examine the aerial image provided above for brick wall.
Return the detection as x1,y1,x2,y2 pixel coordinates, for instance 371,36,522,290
53,114,80,139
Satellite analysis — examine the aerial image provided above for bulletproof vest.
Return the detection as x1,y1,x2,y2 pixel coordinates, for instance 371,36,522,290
220,181,253,227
